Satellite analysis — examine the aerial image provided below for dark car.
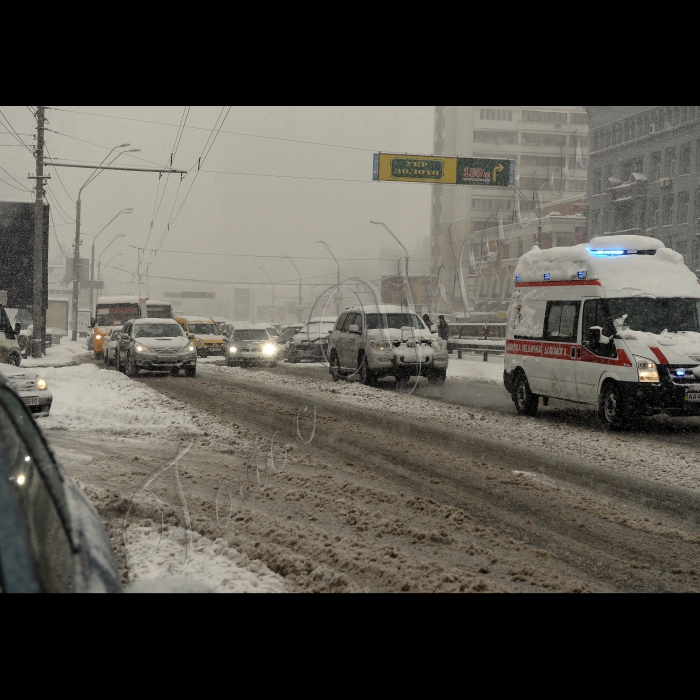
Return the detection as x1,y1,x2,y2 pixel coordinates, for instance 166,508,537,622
116,318,198,377
0,374,121,592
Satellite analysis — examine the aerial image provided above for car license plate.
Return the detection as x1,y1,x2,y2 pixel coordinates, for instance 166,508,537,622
685,391,700,402
22,397,39,405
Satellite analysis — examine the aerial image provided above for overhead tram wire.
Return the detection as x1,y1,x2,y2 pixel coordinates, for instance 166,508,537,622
0,163,31,191
46,107,379,153
43,142,74,203
0,109,35,156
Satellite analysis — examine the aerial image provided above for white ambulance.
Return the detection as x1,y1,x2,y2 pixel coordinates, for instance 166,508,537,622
504,235,700,428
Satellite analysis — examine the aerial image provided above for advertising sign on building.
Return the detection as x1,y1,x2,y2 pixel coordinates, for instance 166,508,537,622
374,153,514,187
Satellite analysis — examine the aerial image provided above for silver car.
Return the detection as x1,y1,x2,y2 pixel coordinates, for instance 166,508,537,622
225,327,279,367
116,318,197,377
0,363,52,416
102,327,123,366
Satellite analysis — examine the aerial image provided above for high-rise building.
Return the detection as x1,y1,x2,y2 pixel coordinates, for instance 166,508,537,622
431,106,589,316
586,106,700,275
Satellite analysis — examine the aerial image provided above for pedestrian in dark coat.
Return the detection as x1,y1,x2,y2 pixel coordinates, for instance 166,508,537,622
437,315,449,341
422,314,433,331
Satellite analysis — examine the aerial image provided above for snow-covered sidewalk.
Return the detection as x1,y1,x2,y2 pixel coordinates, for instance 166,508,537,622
21,339,91,368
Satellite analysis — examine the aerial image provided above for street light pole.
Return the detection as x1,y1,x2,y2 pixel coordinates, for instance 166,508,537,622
284,256,302,321
71,145,139,340
317,240,340,316
90,209,133,314
259,267,275,309
370,221,409,278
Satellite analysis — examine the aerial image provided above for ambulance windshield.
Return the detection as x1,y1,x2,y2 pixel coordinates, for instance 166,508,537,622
608,298,700,335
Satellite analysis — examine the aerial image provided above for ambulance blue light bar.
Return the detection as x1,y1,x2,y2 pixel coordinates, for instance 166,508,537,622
588,249,627,257
676,369,686,377
577,270,587,279
543,273,551,281
515,275,520,282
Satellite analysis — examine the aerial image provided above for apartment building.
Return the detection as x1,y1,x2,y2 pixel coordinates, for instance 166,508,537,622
586,106,700,274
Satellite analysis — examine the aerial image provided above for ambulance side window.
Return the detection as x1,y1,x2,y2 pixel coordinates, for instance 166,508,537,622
544,302,579,342
581,300,617,358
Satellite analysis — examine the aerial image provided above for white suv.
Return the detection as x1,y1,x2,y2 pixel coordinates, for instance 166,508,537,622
327,305,448,386
0,305,22,366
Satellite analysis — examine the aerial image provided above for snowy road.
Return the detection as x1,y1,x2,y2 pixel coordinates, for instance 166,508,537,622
44,357,700,592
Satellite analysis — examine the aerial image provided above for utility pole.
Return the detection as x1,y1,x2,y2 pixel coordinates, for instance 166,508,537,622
31,106,47,358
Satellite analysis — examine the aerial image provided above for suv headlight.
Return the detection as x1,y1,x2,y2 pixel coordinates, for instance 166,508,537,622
637,360,659,382
229,346,238,354
262,343,276,356
135,344,151,353
37,377,47,391
369,340,390,351
187,343,196,353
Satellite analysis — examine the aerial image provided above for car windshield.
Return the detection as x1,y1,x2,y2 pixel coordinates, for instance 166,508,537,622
134,323,183,338
189,324,220,335
366,313,425,330
233,329,269,341
301,323,335,337
608,298,700,335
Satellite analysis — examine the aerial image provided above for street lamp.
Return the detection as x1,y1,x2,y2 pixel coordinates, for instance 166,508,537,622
258,267,275,308
90,208,133,313
98,234,127,279
317,240,340,315
284,256,302,321
71,145,140,339
370,221,409,277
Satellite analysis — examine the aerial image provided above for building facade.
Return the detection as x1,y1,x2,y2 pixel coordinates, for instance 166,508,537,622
430,106,589,317
586,106,700,274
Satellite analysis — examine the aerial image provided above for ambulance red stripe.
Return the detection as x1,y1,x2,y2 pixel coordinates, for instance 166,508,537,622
506,339,633,367
515,280,602,288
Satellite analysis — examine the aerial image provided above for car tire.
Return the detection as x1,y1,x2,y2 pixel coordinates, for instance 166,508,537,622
116,350,125,373
428,369,446,385
185,365,196,377
359,355,377,387
8,350,21,367
599,381,632,430
330,352,343,382
513,372,539,415
125,352,139,377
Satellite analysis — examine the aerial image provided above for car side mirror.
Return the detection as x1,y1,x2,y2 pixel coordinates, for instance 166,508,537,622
348,324,360,334
588,327,601,346
187,333,195,340
120,333,129,341
14,322,20,335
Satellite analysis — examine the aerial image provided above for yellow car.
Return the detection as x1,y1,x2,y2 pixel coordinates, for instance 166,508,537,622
174,316,226,357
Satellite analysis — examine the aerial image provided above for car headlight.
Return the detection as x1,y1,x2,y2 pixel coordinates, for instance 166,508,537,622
637,360,659,382
36,377,47,391
187,343,196,353
135,344,151,353
95,334,102,340
369,340,390,351
262,343,276,356
229,346,238,354
195,338,204,345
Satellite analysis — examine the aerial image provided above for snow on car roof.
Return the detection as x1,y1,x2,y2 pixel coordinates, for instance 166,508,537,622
513,236,700,298
133,317,181,324
175,316,218,323
344,305,418,315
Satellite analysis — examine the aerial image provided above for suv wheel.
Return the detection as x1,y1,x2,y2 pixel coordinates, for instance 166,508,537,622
116,350,125,373
427,369,446,385
359,356,377,387
330,353,343,382
8,350,21,367
513,373,539,415
185,364,196,377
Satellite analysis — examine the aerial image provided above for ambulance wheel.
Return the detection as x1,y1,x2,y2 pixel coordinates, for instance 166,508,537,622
599,381,632,430
513,373,539,416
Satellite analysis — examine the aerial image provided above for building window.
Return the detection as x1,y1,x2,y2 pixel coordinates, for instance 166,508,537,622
679,191,690,224
590,211,600,236
553,232,575,247
522,132,566,147
522,110,567,123
571,113,588,125
676,239,688,257
521,155,557,167
570,134,589,150
678,143,691,176
665,147,676,178
621,160,633,181
651,151,661,181
480,109,513,121
663,194,674,226
473,130,518,145
648,198,659,228
593,169,602,195
471,198,514,211
604,164,613,186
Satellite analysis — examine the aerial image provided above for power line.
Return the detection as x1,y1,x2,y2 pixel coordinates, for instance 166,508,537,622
0,177,32,193
0,163,31,191
0,109,34,156
43,142,75,204
47,106,378,153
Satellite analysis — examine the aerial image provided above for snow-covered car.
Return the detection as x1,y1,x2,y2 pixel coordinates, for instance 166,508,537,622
174,316,226,357
0,363,52,416
287,317,337,364
102,327,123,366
0,305,22,366
0,376,121,592
225,326,278,367
116,318,197,377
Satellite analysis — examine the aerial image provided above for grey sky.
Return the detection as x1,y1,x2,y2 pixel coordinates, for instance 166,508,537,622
0,106,435,306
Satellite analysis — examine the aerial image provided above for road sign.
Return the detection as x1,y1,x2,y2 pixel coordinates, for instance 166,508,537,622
373,153,514,187
373,153,457,184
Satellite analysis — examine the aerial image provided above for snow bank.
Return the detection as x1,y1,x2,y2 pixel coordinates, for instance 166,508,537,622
447,356,503,384
22,339,91,368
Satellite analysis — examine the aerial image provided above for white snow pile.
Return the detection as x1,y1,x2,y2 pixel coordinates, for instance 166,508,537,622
39,364,209,438
22,339,91,368
123,527,287,593
617,329,700,357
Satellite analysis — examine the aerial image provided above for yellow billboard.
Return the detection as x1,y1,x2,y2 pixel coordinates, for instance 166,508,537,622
373,153,457,184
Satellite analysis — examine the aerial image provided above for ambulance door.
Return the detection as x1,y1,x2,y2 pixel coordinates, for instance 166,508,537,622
576,298,616,404
542,300,580,400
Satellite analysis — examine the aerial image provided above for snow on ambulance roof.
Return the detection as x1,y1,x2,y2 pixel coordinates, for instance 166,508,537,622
513,235,700,298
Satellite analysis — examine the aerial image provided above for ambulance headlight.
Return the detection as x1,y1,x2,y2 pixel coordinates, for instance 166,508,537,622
637,360,659,383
